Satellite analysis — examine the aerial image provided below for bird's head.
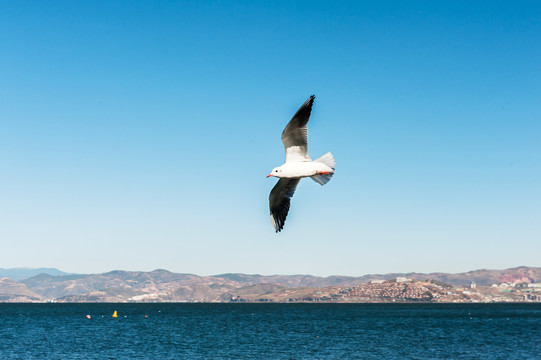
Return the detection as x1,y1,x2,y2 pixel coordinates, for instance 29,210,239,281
267,167,284,178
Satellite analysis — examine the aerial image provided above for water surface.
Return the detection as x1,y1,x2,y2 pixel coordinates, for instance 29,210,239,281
1,303,540,359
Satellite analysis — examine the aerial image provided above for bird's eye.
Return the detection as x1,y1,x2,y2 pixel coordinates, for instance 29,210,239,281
275,170,278,172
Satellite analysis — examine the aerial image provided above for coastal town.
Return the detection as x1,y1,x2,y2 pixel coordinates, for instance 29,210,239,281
231,278,541,303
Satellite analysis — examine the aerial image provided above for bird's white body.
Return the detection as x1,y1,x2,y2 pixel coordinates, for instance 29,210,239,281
271,160,334,179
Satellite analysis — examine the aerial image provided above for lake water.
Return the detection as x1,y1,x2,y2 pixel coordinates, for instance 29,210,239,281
1,303,540,359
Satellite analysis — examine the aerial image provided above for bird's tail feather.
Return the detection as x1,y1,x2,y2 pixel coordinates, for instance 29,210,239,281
311,152,335,186
311,173,333,185
314,152,335,170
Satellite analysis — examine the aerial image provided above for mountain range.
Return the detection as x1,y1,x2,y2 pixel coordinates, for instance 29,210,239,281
0,266,539,303
0,267,72,281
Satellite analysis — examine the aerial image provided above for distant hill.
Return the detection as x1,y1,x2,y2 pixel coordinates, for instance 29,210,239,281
0,268,74,281
213,273,365,288
401,266,541,287
0,278,43,302
214,266,541,288
0,266,539,303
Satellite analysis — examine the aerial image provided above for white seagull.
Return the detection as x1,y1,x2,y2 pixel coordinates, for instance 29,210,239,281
267,95,335,232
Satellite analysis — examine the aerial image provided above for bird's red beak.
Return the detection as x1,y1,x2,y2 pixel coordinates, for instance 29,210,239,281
266,174,273,178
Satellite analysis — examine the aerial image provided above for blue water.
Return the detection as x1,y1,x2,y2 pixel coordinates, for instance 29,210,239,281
1,303,540,359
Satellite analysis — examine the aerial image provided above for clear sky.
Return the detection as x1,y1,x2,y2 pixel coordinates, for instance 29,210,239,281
1,1,539,276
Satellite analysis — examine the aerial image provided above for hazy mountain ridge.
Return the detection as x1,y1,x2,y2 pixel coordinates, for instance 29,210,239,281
0,267,73,281
0,266,539,302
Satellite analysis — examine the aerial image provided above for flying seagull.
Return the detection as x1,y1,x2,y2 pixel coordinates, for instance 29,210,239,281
267,95,335,232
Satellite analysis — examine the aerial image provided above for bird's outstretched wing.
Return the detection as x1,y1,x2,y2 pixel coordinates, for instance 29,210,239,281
269,178,301,232
281,95,315,162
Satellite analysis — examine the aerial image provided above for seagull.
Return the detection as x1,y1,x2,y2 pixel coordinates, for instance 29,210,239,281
267,95,335,232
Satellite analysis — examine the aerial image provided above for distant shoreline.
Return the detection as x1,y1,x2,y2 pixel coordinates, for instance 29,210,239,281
2,266,540,304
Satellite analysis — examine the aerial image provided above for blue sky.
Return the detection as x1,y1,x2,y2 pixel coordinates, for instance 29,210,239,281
1,1,539,276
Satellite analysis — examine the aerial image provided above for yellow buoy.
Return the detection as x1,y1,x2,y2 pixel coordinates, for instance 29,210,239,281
112,310,118,318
